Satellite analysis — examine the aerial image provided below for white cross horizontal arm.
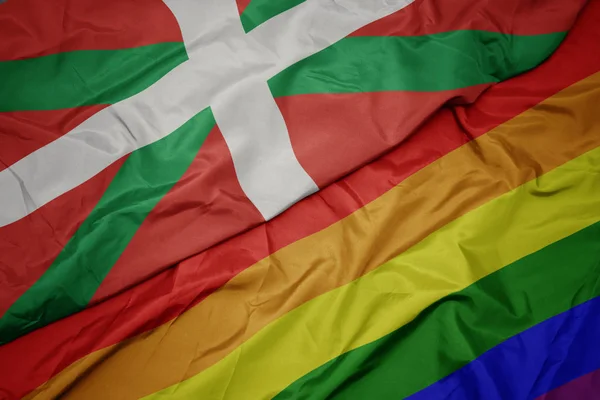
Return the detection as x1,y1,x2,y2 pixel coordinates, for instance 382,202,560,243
0,0,414,227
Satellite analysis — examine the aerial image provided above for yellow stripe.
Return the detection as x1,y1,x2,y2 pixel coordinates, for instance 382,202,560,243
31,73,600,399
145,147,600,397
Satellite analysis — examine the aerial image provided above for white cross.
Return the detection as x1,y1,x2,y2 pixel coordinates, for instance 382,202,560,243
0,0,414,226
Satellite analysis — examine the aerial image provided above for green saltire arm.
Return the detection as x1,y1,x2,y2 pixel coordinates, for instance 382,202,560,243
269,31,566,97
240,0,306,32
0,108,215,344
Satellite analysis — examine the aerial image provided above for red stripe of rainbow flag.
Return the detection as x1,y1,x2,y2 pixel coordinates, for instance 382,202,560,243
0,0,586,345
1,0,599,398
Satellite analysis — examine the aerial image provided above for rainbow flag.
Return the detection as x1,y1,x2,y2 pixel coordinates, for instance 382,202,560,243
1,0,599,398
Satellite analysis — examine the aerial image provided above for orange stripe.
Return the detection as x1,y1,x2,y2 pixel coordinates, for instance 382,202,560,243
4,3,600,397
26,70,600,400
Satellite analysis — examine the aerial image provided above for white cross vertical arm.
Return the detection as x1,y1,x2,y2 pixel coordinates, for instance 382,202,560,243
166,0,417,220
166,0,319,220
0,0,415,227
212,80,317,220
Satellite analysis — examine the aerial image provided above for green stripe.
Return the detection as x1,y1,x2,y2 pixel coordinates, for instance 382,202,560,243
0,108,215,344
275,221,600,399
269,31,566,97
240,0,305,32
0,42,187,112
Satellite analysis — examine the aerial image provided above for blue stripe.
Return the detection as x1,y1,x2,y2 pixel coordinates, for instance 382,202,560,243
408,296,600,400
